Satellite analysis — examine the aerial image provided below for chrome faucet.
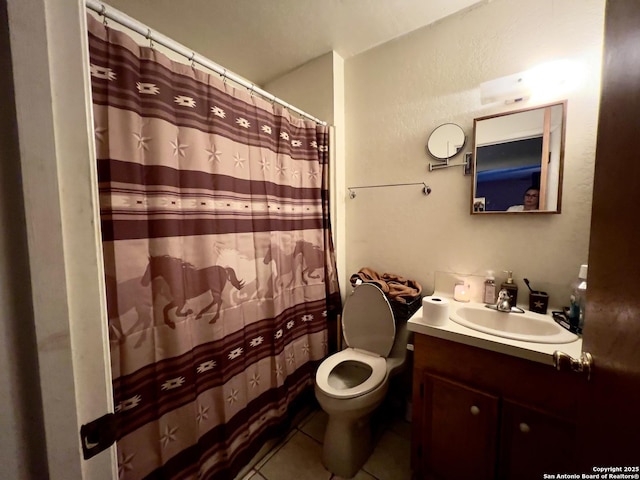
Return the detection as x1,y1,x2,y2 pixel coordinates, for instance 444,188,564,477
485,289,525,313
496,289,512,312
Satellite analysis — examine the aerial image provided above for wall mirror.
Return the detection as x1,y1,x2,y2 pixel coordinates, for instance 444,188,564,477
427,123,466,160
471,101,566,214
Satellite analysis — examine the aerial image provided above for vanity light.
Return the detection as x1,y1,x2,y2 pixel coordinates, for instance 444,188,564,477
526,59,585,102
480,59,584,105
480,71,532,105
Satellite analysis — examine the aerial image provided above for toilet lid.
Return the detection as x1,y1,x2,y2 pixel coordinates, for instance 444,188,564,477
342,283,395,357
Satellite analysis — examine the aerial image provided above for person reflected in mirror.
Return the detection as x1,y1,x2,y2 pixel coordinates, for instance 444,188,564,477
507,186,539,212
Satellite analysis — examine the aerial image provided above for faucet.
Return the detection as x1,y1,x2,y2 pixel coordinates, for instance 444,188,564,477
485,289,525,313
496,289,512,312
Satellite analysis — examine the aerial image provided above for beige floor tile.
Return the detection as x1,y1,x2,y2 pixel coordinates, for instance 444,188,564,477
299,409,328,443
292,403,318,429
387,416,412,441
362,430,411,480
331,470,377,480
253,428,297,471
250,474,267,480
259,430,331,480
238,470,258,480
296,405,320,429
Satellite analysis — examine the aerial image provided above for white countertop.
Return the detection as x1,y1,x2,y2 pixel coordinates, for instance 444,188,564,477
407,299,583,366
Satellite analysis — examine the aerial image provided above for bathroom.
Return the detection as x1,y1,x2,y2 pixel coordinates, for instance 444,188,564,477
2,0,639,479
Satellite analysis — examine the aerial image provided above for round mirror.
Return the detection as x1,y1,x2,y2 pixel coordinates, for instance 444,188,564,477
426,123,466,160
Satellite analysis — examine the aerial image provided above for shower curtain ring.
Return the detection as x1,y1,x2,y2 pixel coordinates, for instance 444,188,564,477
249,84,255,96
100,4,108,26
189,52,196,69
146,29,154,49
221,69,227,83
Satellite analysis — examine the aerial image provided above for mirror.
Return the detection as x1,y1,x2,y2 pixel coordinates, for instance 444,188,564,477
471,101,566,214
427,123,466,160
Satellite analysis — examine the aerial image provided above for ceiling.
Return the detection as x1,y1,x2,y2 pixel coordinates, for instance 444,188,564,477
101,0,485,85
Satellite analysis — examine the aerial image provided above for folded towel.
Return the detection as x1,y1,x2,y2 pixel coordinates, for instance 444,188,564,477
350,267,422,304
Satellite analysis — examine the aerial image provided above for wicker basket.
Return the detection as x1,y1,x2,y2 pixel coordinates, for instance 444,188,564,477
389,295,422,323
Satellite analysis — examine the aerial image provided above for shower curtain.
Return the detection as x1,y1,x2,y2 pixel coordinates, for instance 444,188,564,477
87,15,340,480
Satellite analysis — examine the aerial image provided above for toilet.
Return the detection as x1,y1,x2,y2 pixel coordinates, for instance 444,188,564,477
315,283,409,478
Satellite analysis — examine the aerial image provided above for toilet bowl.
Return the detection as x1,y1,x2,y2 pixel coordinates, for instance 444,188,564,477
314,283,409,478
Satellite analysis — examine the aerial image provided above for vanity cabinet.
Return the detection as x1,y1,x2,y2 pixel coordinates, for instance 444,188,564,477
411,334,585,480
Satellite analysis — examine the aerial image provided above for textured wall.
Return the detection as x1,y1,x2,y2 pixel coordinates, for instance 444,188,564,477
0,1,48,477
344,0,605,307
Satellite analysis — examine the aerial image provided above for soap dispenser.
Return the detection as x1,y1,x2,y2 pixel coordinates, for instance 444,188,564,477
483,271,496,304
501,271,519,306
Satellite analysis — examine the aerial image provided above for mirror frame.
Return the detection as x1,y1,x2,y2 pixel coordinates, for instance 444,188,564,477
470,100,567,215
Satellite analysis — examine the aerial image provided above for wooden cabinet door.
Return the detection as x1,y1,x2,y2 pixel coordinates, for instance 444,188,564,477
420,373,499,480
498,398,576,480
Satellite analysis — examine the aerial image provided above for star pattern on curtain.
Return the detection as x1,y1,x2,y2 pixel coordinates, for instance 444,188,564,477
249,372,261,388
205,142,223,163
118,450,135,477
196,404,209,424
160,425,179,448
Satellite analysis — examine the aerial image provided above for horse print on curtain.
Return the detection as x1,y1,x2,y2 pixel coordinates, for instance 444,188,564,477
87,15,341,480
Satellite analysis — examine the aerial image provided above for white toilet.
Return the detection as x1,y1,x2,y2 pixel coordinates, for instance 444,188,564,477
314,283,410,478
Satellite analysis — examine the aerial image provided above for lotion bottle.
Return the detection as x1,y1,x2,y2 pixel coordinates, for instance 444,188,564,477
483,271,496,304
569,264,588,334
501,270,519,306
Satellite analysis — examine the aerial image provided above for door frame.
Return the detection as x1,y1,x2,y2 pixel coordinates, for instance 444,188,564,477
8,0,116,478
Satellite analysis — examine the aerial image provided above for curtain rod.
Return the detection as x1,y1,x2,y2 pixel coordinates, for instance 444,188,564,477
85,0,327,125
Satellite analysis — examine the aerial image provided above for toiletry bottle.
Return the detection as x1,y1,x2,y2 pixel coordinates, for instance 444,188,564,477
569,264,588,334
501,270,518,306
483,271,496,304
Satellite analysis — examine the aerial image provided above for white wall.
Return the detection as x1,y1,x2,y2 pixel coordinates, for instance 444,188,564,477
344,0,605,307
0,2,48,478
7,0,116,478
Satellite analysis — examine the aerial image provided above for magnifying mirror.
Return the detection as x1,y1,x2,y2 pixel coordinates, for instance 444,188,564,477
426,123,466,160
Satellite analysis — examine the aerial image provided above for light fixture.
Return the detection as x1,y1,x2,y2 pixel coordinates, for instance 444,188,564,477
480,59,584,105
480,71,532,105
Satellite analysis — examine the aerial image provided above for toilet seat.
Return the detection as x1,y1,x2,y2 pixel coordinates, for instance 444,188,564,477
315,348,387,399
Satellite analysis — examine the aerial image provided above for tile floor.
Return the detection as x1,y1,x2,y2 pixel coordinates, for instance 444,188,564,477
236,401,413,480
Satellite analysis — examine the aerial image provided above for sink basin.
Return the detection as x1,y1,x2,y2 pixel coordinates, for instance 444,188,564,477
449,304,578,344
